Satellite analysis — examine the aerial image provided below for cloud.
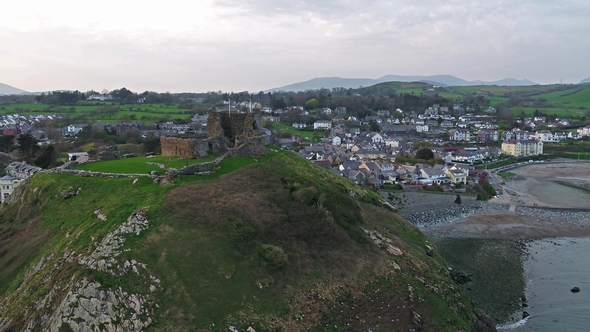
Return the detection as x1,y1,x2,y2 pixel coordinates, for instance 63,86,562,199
1,0,590,91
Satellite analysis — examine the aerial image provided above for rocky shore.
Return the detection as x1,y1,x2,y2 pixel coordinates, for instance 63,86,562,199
400,201,510,227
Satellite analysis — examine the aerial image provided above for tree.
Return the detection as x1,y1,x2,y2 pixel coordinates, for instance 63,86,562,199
272,97,286,110
415,148,434,160
17,134,40,160
368,120,379,132
142,136,161,154
121,128,142,144
34,144,58,169
0,135,15,152
305,98,319,110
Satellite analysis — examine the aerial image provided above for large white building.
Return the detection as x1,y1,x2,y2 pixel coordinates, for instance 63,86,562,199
501,140,544,157
313,120,332,130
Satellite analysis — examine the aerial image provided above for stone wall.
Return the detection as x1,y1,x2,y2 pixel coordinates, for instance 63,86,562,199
160,136,195,158
207,110,263,147
161,110,266,159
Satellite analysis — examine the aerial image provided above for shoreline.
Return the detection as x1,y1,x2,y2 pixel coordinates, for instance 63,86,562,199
400,163,590,326
421,210,590,326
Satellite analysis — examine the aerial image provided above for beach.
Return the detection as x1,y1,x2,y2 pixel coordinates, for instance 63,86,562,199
413,162,590,328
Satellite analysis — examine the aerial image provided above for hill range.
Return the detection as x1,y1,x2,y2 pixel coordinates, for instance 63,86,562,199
266,75,539,92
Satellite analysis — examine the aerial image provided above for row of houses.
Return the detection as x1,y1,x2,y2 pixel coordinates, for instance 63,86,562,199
0,162,43,203
314,158,470,187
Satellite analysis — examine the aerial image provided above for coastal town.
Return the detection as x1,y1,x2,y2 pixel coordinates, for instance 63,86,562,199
1,94,590,204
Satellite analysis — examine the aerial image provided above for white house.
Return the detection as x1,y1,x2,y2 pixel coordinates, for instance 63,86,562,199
370,133,384,143
384,137,400,148
449,129,471,141
416,124,429,133
0,175,21,203
313,120,332,130
534,130,565,142
66,124,88,136
577,125,590,136
568,132,582,140
332,136,342,146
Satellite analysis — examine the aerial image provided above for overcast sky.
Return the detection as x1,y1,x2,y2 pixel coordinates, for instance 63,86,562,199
1,0,589,93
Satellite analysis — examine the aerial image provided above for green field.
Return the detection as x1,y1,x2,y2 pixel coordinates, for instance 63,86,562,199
0,103,195,123
447,85,563,96
271,122,324,141
509,106,586,117
532,85,590,108
75,155,219,174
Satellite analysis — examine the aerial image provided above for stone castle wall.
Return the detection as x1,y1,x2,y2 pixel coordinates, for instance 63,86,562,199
160,137,194,158
161,110,266,158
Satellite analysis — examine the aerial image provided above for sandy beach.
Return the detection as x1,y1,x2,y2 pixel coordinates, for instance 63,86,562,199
431,162,590,237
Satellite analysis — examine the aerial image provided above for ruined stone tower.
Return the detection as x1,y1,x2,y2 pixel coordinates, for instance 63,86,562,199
206,110,263,148
160,110,267,158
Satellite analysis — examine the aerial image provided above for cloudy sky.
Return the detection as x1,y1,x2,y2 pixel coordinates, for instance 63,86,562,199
1,0,589,93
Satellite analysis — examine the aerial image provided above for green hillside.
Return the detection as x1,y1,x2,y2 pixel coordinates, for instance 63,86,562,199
0,152,493,331
532,84,590,108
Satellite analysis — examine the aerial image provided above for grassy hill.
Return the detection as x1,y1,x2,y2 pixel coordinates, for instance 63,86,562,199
531,84,590,109
0,151,493,331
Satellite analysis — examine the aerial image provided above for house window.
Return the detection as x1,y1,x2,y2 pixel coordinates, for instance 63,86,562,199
3,193,8,198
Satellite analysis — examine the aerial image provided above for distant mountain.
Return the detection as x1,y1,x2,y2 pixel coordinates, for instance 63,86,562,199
581,76,590,84
266,75,537,92
268,77,378,92
0,82,28,95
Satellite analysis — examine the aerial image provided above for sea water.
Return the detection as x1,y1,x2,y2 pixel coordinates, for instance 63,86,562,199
499,237,590,331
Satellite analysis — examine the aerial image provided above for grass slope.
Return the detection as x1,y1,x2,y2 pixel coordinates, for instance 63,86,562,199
76,155,218,174
0,151,483,331
532,85,590,108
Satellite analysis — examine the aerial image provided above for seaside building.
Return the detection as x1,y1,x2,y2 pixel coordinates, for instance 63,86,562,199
501,139,543,157
0,175,21,203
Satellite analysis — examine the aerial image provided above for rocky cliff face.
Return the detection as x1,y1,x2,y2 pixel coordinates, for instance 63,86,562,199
0,212,156,331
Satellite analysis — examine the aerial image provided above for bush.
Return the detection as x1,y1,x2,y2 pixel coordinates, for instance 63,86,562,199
259,244,287,269
292,187,319,205
230,219,255,243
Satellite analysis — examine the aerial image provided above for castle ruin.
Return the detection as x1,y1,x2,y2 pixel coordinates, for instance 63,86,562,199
160,110,267,158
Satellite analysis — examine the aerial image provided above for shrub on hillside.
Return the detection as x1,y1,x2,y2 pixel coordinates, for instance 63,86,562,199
259,244,287,269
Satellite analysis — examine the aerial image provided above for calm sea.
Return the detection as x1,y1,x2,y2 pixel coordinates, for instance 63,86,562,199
498,237,590,332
